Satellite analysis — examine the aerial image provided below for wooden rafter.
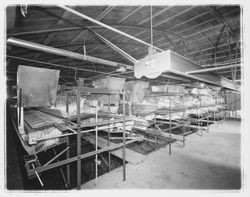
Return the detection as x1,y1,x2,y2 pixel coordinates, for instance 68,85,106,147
207,6,240,51
117,6,144,24
96,6,115,21
153,6,194,27
137,6,171,25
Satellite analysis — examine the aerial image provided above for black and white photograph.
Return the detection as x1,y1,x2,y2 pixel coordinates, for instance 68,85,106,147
2,0,250,195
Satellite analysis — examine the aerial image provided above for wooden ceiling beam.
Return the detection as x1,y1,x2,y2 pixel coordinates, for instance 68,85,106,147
158,17,239,49
117,6,144,24
89,28,137,63
168,9,212,30
58,5,163,51
153,6,194,27
96,6,115,21
196,56,240,65
215,25,226,48
207,6,240,51
189,41,239,56
86,29,131,54
177,7,239,34
137,6,171,25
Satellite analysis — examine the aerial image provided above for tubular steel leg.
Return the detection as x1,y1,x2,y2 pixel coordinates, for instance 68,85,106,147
196,106,199,136
169,101,172,155
108,95,111,172
183,123,185,147
53,149,68,189
214,110,216,125
65,94,71,188
154,118,156,150
207,113,209,133
182,111,185,147
95,125,98,184
122,91,126,181
66,93,69,118
31,163,44,187
200,115,202,136
95,105,98,184
66,136,70,187
200,100,203,136
18,88,22,125
76,82,81,190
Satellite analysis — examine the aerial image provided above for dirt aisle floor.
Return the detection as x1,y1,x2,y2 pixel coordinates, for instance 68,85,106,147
82,119,241,189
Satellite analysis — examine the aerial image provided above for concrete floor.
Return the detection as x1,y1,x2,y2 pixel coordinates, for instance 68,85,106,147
82,119,241,189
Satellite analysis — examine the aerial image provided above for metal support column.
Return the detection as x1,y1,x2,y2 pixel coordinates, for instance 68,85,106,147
200,98,203,136
66,136,70,188
154,118,157,150
169,101,172,155
182,110,185,147
18,88,22,125
95,105,98,184
65,93,71,187
66,93,69,117
108,95,111,171
122,91,126,181
216,96,218,127
207,110,209,133
76,81,81,190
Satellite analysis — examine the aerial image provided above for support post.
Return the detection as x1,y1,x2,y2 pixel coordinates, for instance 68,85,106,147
66,93,69,111
17,88,25,135
122,91,126,181
200,98,203,136
182,110,185,147
207,110,209,133
169,100,172,155
66,136,70,188
18,88,22,125
154,118,157,150
76,80,81,190
108,95,111,172
95,106,98,184
65,93,71,188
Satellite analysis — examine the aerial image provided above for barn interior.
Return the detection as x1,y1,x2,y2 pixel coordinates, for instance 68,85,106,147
5,4,242,190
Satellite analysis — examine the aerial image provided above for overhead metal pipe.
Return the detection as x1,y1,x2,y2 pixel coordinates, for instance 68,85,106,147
7,38,191,83
57,5,163,52
6,55,135,79
7,37,133,70
186,64,241,74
